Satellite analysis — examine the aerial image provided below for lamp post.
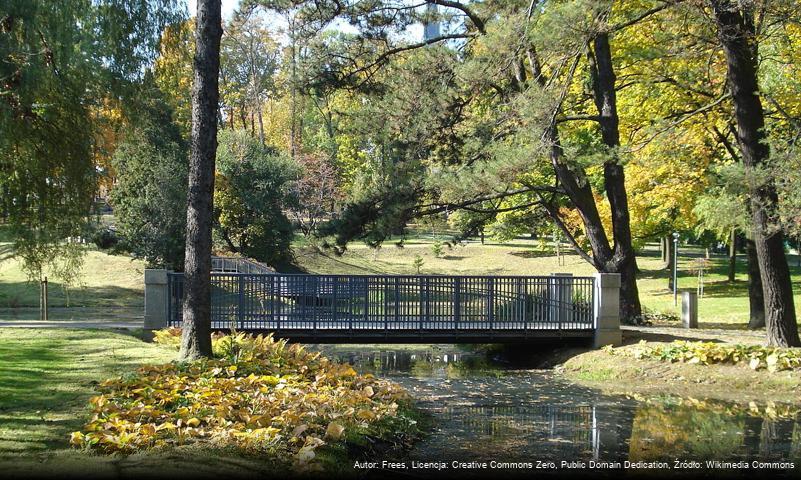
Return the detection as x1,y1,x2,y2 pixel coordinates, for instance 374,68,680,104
673,232,680,306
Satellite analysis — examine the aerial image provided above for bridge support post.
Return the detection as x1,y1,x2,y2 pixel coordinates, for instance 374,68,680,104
549,273,573,329
593,273,622,348
144,269,169,331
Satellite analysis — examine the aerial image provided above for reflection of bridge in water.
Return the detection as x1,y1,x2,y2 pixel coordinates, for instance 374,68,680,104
162,257,602,343
333,349,801,467
327,348,634,463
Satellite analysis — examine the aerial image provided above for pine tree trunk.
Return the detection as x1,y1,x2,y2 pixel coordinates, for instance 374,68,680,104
746,239,766,329
589,32,642,321
529,38,641,321
179,0,222,361
711,0,799,346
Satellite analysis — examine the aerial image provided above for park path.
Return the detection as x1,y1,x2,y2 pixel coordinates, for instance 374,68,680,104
0,306,142,329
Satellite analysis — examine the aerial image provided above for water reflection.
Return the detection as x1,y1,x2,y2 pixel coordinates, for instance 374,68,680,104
320,346,801,468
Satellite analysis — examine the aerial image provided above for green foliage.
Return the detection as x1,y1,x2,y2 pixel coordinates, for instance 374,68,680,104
214,130,298,265
110,84,188,270
0,0,185,280
72,330,415,472
431,240,444,258
412,255,424,274
605,341,801,372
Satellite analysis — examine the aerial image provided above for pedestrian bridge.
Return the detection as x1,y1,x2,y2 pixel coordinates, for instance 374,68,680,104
145,257,621,346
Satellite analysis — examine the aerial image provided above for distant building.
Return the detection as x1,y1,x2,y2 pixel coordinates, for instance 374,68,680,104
423,3,440,41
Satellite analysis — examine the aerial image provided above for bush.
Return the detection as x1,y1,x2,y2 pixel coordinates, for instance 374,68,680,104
605,340,801,372
71,331,416,471
214,130,297,266
91,227,119,250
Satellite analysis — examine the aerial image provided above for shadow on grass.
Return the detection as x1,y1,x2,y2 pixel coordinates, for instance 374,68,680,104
0,336,66,412
622,330,723,344
508,250,559,259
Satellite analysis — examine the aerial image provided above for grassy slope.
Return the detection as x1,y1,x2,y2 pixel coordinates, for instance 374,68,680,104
290,235,801,328
559,345,801,405
0,249,146,310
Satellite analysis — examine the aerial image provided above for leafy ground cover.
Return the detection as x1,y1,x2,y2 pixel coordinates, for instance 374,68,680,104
605,340,801,372
70,329,419,473
0,328,421,477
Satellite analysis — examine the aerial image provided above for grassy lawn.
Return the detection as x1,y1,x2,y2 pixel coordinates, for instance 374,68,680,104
0,250,146,310
0,328,420,477
290,235,801,328
0,329,179,474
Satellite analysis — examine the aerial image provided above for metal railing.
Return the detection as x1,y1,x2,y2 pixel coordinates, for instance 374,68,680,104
211,256,274,274
167,273,595,339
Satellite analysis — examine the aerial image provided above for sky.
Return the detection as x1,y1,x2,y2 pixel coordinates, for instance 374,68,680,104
186,0,241,20
183,0,437,44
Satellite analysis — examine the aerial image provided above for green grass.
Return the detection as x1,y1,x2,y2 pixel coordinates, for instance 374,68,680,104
0,329,420,477
0,329,175,458
0,242,146,309
290,236,801,328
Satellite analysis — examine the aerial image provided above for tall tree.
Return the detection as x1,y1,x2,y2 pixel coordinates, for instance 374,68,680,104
708,0,799,346
220,10,280,142
1,0,184,282
179,0,223,361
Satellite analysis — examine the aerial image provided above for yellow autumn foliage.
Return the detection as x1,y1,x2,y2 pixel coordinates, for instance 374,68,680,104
604,340,801,372
71,330,413,469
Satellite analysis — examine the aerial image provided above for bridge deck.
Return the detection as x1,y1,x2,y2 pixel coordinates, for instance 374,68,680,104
166,263,597,343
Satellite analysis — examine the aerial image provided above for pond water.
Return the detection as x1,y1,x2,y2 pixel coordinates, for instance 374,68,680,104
320,345,800,476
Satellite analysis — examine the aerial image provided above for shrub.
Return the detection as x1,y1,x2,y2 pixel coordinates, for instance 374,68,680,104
431,240,443,258
604,340,801,372
91,227,119,250
71,331,415,471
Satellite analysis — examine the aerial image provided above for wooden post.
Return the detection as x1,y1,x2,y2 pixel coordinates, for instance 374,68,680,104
41,277,48,321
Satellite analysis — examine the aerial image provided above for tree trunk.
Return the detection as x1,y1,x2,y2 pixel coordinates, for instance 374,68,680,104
746,238,766,329
797,236,800,268
179,0,222,361
665,236,675,291
529,36,641,321
660,236,667,264
711,0,799,346
257,102,265,145
728,228,737,282
588,32,642,321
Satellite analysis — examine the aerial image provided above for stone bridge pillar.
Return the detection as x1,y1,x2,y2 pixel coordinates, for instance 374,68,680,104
593,273,622,348
144,269,169,331
548,273,573,328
